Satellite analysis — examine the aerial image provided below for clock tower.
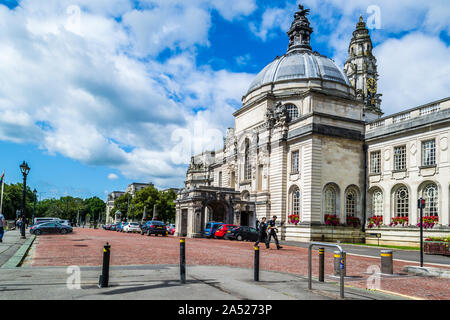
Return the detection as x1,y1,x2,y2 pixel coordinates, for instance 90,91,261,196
344,16,383,119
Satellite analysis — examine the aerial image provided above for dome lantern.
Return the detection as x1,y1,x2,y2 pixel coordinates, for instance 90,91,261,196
287,4,313,53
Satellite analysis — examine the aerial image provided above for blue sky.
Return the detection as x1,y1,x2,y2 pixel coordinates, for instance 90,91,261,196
0,0,449,201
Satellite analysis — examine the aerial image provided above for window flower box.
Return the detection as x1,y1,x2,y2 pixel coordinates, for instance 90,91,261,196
389,216,408,227
417,216,439,229
367,215,383,228
346,216,361,228
288,214,300,225
324,214,339,226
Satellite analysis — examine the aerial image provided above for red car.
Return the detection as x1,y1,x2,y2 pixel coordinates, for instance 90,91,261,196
214,224,238,239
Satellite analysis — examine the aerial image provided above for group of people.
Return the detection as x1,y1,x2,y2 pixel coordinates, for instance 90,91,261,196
13,217,28,231
254,215,283,250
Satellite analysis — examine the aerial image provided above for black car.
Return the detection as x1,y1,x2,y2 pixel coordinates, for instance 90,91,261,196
141,220,168,236
226,226,258,241
30,222,73,235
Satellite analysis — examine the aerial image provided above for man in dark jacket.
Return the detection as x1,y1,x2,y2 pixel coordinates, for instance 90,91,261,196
266,215,282,250
254,217,269,248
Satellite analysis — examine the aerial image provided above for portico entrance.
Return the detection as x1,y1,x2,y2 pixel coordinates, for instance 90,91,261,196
175,186,255,238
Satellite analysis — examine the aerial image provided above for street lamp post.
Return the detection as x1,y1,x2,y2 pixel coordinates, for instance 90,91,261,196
32,189,37,225
19,161,30,239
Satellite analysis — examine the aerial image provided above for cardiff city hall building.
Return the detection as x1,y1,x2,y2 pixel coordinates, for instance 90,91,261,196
175,5,450,247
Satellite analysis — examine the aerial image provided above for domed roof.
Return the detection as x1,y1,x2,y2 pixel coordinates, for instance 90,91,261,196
246,4,351,95
247,51,351,93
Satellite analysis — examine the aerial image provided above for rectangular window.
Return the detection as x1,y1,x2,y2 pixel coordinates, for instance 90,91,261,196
291,150,299,173
422,139,436,166
394,146,406,171
370,151,381,174
218,171,222,187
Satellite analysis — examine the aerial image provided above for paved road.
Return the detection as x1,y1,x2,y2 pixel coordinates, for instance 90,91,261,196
26,228,450,300
0,265,405,300
280,240,450,266
0,230,27,267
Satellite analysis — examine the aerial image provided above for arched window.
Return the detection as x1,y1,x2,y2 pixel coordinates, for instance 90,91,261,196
370,189,383,217
346,189,357,217
423,183,438,217
324,186,337,215
286,104,299,122
292,188,301,216
244,140,251,181
395,186,409,218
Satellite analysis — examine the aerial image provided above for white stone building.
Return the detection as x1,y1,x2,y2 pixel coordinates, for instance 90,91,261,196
175,5,450,246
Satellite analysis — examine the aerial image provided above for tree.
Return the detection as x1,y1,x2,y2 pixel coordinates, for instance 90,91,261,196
132,186,160,221
111,193,129,221
84,197,106,222
1,183,36,220
156,189,177,223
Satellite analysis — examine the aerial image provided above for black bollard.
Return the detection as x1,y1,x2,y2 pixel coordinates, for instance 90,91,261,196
180,238,186,284
318,248,324,282
254,246,260,282
99,242,111,288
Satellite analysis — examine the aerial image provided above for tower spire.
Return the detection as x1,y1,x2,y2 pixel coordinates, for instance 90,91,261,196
287,4,313,53
344,15,383,118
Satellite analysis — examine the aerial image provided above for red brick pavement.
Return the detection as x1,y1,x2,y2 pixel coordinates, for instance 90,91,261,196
32,228,450,300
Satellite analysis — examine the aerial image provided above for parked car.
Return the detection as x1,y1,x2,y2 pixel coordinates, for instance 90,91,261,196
33,217,61,225
203,222,224,238
110,223,118,231
103,224,111,230
116,222,126,232
225,226,258,241
123,222,141,233
166,224,176,235
30,222,73,235
141,220,168,236
214,224,238,239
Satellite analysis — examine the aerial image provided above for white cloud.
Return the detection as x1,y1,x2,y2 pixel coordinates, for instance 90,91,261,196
0,1,255,188
375,33,450,114
108,173,119,180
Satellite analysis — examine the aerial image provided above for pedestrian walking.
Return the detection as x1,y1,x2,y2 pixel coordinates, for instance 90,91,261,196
254,217,269,249
266,215,282,250
0,212,6,243
17,218,22,232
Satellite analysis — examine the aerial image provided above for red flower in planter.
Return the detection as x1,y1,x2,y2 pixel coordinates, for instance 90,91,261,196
325,214,339,226
288,214,300,225
367,215,383,228
346,216,361,228
390,216,408,227
417,216,439,229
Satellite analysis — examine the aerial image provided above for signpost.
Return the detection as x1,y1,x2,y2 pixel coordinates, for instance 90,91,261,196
418,198,425,267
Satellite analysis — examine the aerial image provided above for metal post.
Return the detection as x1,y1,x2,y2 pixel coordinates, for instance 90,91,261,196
420,206,424,268
334,251,346,276
339,252,344,299
318,248,324,282
254,246,260,281
99,242,111,288
380,250,393,274
308,242,344,298
180,238,186,284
